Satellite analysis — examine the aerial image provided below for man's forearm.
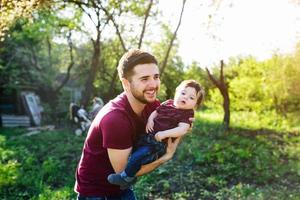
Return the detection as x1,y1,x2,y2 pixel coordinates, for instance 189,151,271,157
135,137,182,177
135,155,168,176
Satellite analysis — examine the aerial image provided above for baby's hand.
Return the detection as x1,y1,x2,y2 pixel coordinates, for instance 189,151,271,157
154,131,164,142
146,120,154,133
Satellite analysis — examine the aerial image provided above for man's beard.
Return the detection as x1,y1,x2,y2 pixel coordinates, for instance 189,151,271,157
130,86,158,104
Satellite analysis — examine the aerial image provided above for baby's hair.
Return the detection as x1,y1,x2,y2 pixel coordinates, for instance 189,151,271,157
176,80,205,107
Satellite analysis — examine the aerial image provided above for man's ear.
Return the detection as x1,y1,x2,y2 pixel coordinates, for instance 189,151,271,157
121,78,130,92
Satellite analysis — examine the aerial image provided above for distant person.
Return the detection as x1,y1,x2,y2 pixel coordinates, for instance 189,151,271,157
89,97,104,119
74,49,192,199
69,103,91,135
107,80,204,189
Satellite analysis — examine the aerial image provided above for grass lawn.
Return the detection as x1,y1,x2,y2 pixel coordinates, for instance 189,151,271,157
0,110,299,199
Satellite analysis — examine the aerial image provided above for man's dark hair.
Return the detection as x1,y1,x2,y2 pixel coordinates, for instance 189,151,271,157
176,80,205,107
117,49,158,80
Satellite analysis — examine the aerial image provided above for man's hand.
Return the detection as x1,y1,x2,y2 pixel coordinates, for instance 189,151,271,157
160,137,181,162
136,137,181,177
146,119,154,133
188,117,195,132
154,131,165,142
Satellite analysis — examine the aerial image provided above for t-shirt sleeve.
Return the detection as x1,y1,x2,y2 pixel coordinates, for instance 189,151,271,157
179,110,194,126
156,99,170,112
142,99,161,120
160,99,171,106
101,111,134,149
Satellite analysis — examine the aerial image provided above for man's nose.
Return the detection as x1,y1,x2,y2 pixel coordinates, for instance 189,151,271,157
148,78,158,87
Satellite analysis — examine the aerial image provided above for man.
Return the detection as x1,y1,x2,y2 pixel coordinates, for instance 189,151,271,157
75,49,182,199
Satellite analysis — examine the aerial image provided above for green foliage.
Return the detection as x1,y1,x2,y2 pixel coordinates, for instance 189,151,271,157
222,54,300,117
108,0,158,17
200,53,300,130
0,128,85,199
216,57,269,112
263,53,300,114
0,136,20,188
0,7,86,122
35,187,74,200
0,0,46,41
205,88,223,110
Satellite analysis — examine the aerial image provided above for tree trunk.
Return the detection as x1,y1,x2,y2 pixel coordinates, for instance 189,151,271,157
138,0,153,49
160,0,186,78
81,39,101,107
221,87,230,130
54,31,74,93
206,60,230,131
107,67,119,99
69,2,104,108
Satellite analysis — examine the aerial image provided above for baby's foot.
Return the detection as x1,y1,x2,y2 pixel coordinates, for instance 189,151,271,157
108,174,131,188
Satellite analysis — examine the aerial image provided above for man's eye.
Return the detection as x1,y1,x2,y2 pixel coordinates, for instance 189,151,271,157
154,75,160,80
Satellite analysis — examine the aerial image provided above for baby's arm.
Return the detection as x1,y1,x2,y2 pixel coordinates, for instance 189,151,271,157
146,110,158,133
155,122,190,142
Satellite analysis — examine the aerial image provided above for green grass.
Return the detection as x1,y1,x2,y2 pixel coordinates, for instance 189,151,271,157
0,128,85,199
134,110,300,199
0,110,299,199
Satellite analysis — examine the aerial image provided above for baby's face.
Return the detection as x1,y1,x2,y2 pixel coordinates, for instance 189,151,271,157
174,86,198,110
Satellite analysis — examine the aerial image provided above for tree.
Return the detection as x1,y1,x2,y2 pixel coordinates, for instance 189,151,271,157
0,7,81,120
1,0,190,121
159,0,187,78
99,0,157,100
0,0,48,41
226,54,300,116
150,24,185,100
264,52,300,115
64,0,161,107
63,0,105,107
206,60,230,131
64,0,187,106
225,56,269,113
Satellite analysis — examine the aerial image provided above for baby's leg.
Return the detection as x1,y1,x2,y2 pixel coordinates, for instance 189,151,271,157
108,145,153,188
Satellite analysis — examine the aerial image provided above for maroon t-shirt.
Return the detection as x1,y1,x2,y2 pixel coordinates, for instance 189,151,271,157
153,99,194,133
75,93,160,196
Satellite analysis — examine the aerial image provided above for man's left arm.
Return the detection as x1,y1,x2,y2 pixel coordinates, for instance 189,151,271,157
135,136,181,176
107,137,180,175
102,111,134,173
107,147,132,173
